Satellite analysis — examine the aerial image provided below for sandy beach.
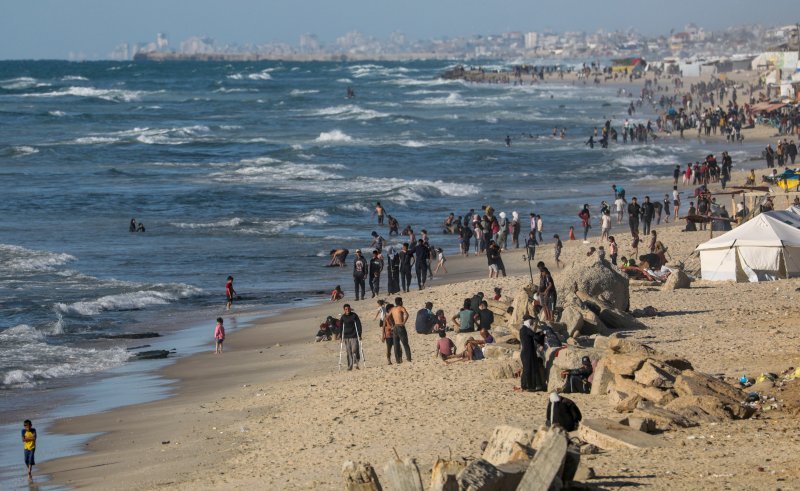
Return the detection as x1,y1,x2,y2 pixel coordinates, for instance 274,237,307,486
37,147,800,491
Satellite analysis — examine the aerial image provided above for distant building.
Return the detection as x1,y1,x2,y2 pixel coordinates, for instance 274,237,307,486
524,32,538,49
299,33,320,52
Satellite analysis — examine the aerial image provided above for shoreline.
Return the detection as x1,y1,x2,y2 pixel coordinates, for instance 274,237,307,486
34,139,785,489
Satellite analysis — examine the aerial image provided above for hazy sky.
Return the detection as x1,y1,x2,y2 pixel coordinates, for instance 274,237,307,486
1,0,797,59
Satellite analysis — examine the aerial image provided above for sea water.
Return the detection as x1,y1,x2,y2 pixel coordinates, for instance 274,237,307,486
0,60,759,414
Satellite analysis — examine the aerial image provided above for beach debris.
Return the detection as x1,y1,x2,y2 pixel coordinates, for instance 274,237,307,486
577,418,665,450
342,461,382,491
130,349,173,360
161,440,170,445
517,426,569,490
99,332,161,339
481,425,534,466
429,458,469,491
456,459,505,490
383,457,424,491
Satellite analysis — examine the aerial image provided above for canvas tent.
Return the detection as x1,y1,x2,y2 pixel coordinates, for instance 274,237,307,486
696,212,800,282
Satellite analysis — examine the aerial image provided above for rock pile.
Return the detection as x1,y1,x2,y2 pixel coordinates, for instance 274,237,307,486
597,337,755,430
343,425,586,491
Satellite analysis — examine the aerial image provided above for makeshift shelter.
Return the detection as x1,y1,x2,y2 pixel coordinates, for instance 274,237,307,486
696,212,800,282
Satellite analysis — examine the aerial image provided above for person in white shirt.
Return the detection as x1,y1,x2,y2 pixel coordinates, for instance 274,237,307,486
672,186,681,220
614,197,626,224
600,211,612,242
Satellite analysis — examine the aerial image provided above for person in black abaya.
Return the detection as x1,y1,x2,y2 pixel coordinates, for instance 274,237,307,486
517,315,546,392
386,246,401,294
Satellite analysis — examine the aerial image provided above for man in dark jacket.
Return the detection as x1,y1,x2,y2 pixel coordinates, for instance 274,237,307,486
560,356,593,394
352,250,367,301
641,196,655,235
546,392,582,431
415,301,436,334
368,250,383,298
413,240,429,290
398,243,414,293
627,197,641,237
340,304,363,370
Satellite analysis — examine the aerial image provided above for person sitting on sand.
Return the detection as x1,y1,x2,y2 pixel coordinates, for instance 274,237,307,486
330,285,344,302
560,356,593,393
493,287,502,301
434,330,456,360
415,301,437,334
479,328,494,344
452,299,476,333
315,319,333,342
433,309,448,333
545,392,582,431
444,336,486,363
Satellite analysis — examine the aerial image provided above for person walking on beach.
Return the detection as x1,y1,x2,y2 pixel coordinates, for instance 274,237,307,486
672,186,681,220
627,197,641,237
21,419,36,480
662,194,671,224
381,303,395,365
614,195,625,224
413,239,429,290
368,250,383,298
389,297,411,363
225,276,236,310
352,249,367,301
578,204,591,242
553,234,564,268
536,215,544,243
641,196,654,235
608,236,618,266
340,304,363,370
398,243,413,293
433,247,447,274
214,317,225,354
600,211,611,243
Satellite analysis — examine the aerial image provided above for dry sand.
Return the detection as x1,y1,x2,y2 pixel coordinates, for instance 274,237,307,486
39,93,800,490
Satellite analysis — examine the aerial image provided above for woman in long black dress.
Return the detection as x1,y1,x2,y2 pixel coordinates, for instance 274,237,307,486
386,246,401,294
518,315,546,392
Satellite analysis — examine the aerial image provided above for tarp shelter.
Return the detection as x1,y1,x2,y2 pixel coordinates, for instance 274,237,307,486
696,212,800,282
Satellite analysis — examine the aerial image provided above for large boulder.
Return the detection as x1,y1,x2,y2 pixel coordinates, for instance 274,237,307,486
508,286,535,338
557,255,630,312
559,305,585,337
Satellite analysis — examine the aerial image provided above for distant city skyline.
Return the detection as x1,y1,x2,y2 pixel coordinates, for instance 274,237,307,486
1,0,798,59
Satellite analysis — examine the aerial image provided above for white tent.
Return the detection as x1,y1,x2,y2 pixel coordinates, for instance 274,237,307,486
696,212,800,282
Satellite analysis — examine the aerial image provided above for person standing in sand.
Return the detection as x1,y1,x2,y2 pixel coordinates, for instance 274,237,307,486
340,304,363,370
398,243,414,293
389,297,411,363
352,249,367,301
214,317,225,354
516,316,545,392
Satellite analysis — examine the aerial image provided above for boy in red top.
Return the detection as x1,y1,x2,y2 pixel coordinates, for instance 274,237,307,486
214,317,225,354
225,276,236,310
435,331,456,360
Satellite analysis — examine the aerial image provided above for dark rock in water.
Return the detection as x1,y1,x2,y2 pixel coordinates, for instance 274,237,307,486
132,350,171,360
99,332,160,339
